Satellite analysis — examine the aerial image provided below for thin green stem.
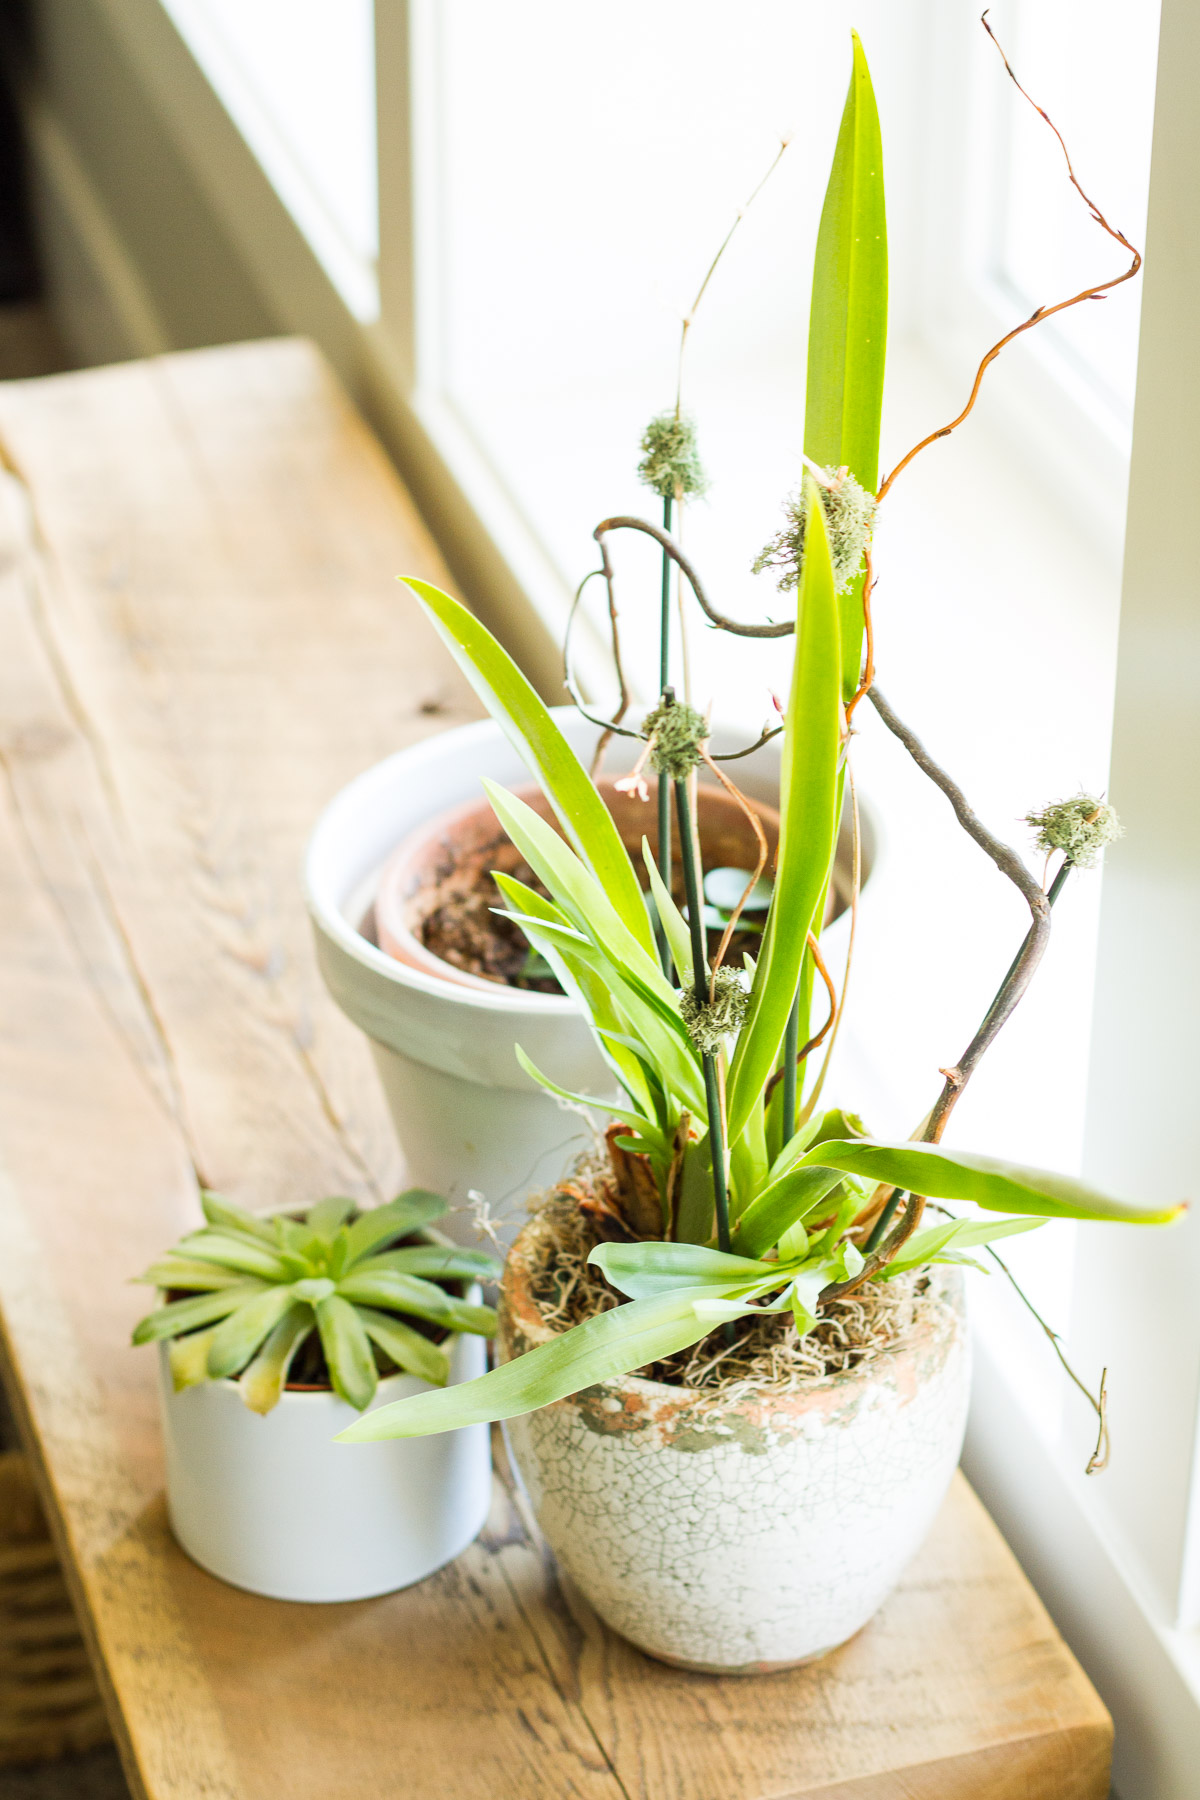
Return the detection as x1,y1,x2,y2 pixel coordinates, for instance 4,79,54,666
674,774,732,1257
655,496,675,980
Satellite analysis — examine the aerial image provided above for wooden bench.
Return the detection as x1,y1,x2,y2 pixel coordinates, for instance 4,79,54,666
0,338,1111,1800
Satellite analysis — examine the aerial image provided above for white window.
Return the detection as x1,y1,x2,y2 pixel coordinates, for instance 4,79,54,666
110,1,1198,1786
159,0,378,316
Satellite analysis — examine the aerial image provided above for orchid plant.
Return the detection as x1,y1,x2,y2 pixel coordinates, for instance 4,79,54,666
339,25,1180,1454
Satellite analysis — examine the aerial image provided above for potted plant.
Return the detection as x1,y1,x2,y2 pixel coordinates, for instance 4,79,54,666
333,26,1178,1673
131,1188,498,1602
304,158,871,1236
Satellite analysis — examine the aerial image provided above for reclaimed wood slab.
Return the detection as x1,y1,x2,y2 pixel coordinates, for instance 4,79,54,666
0,339,1111,1800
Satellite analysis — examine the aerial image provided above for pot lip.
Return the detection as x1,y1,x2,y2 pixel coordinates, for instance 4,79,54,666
500,1211,962,1411
304,709,788,1019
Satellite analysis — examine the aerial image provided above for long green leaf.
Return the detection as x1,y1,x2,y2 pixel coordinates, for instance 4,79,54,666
502,910,705,1114
513,1045,664,1147
805,29,887,696
589,1242,779,1300
407,577,654,956
801,1139,1187,1225
485,782,668,996
726,479,842,1144
493,872,656,1115
730,1165,848,1259
336,1288,737,1441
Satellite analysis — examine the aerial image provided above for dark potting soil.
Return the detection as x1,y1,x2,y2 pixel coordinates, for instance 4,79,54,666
419,854,561,993
420,857,764,996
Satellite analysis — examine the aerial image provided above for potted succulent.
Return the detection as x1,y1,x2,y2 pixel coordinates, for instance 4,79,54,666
334,25,1180,1674
131,1188,498,1602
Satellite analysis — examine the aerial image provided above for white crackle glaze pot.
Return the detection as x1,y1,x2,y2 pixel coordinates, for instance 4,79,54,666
499,1213,969,1672
158,1286,491,1604
306,711,873,1241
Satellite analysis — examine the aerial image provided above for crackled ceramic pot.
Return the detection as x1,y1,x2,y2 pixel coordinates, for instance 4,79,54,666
499,1212,969,1672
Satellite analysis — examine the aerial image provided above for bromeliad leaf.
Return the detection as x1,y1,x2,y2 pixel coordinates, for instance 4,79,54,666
200,1190,278,1245
131,1283,267,1344
407,577,654,957
238,1302,313,1414
174,1230,291,1282
315,1294,378,1411
206,1286,299,1381
341,1191,448,1266
357,1307,450,1387
356,1245,501,1282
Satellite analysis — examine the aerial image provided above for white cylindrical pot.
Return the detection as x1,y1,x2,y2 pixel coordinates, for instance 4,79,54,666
158,1323,491,1602
306,712,870,1237
499,1214,968,1672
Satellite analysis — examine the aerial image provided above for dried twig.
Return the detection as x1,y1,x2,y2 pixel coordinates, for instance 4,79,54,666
875,12,1142,503
594,516,794,640
869,685,1050,1145
676,137,793,414
563,567,641,746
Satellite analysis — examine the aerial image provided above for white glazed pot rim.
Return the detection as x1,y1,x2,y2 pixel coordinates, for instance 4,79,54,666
305,719,578,1018
304,710,792,1019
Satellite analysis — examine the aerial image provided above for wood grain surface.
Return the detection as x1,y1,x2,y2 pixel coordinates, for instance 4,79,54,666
0,339,1112,1800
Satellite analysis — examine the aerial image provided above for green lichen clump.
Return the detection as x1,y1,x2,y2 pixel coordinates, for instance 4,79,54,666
680,967,750,1054
1025,795,1122,869
637,412,708,502
753,466,876,595
642,696,709,780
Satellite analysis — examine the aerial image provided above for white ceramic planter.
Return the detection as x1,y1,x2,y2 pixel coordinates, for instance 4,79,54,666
500,1213,969,1672
306,711,868,1239
158,1319,490,1603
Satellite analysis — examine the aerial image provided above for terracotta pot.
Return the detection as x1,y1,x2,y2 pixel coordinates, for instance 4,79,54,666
499,1210,968,1673
374,779,781,993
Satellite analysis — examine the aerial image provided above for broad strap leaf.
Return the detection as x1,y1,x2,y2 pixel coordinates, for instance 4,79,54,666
407,577,654,956
805,30,887,696
801,1139,1187,1225
726,479,842,1145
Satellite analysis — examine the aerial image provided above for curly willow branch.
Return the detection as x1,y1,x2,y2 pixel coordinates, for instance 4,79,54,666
876,11,1142,503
